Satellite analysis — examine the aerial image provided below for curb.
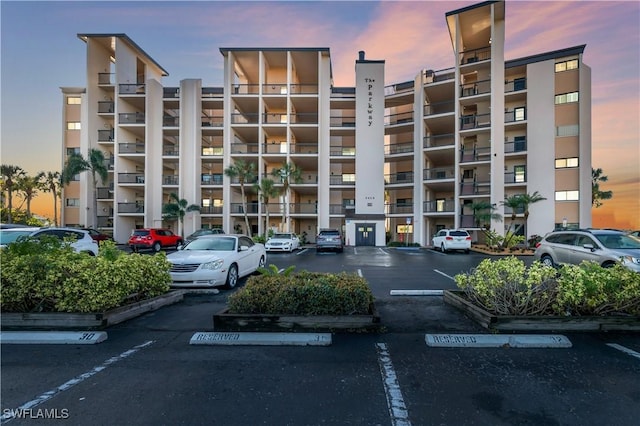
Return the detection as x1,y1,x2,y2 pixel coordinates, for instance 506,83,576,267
425,333,572,348
190,331,332,346
0,331,108,345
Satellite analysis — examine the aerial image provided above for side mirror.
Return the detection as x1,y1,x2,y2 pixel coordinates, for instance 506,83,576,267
239,245,249,252
583,243,595,251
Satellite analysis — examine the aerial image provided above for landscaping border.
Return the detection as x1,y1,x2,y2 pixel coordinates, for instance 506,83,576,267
0,291,185,331
443,290,640,332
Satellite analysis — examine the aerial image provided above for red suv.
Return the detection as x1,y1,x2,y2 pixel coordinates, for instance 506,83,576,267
128,228,183,252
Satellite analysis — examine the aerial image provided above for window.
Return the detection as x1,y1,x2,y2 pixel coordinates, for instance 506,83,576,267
555,157,579,168
342,199,355,207
67,96,81,105
65,198,80,207
66,147,81,156
342,174,355,183
67,122,81,130
555,92,579,104
514,165,526,183
436,199,446,212
556,124,579,137
202,199,211,207
396,198,412,206
555,190,579,201
555,59,579,72
514,107,526,121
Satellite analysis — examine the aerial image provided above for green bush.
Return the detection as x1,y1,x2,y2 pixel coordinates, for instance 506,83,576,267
455,257,640,316
227,270,374,315
0,240,171,313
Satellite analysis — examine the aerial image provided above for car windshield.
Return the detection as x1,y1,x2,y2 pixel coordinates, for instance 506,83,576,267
272,233,292,239
184,237,236,251
595,234,640,249
320,231,339,236
450,231,469,237
0,230,34,245
133,230,149,237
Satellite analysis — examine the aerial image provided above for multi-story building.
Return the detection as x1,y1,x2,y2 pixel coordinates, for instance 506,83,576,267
61,0,591,246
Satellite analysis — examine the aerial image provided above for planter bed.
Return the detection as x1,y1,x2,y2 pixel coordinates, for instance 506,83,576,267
1,291,185,331
213,304,381,333
444,290,640,332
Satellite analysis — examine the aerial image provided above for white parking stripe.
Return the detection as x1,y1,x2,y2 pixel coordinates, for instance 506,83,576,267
607,343,640,360
357,269,363,277
376,343,411,426
0,340,154,423
295,248,308,255
433,269,455,281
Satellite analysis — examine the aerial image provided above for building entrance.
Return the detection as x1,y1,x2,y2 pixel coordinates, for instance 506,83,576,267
355,224,376,246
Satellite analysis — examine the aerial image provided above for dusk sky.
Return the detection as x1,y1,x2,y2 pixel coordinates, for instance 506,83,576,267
1,0,638,229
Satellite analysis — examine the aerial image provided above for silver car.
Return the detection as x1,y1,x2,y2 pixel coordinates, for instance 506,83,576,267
534,229,640,272
0,227,99,256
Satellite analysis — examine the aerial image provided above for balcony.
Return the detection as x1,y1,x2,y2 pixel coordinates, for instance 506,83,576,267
202,147,223,156
290,203,318,214
424,167,455,181
202,87,223,98
424,101,455,116
385,142,413,155
505,108,526,123
385,111,413,126
230,202,258,214
330,175,356,186
98,101,114,113
163,147,179,156
330,116,356,127
98,130,114,142
385,171,414,185
201,174,223,185
505,78,527,93
505,139,527,153
163,175,179,185
460,146,491,163
119,142,145,154
386,203,413,214
330,146,356,156
118,202,144,213
230,143,259,154
424,199,455,213
229,176,258,185
504,171,526,184
290,84,318,94
460,181,491,195
460,46,491,65
460,79,491,97
202,116,223,127
262,84,288,95
98,73,114,85
119,84,145,95
97,216,113,227
119,112,145,124
460,113,491,130
118,173,145,184
163,115,179,127
290,143,319,154
232,84,260,95
200,206,223,214
96,187,113,200
384,80,414,96
163,87,180,98
423,68,455,83
424,134,455,148
231,113,259,124
329,204,351,215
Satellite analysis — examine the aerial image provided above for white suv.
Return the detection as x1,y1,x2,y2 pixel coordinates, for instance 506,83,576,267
432,229,471,253
0,227,99,256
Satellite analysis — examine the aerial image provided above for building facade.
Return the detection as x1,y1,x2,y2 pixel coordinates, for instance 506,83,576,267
61,0,592,246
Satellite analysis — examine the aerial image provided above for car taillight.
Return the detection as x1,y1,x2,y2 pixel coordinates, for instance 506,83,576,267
446,236,453,240
146,236,152,240
466,236,471,240
535,242,541,248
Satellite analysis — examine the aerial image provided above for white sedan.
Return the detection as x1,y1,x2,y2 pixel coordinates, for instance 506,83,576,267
167,235,266,288
265,233,300,252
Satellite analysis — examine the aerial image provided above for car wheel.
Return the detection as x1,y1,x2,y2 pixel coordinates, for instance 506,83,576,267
258,256,266,269
601,261,616,268
441,243,447,253
540,255,554,267
153,242,161,252
464,249,470,254
176,239,183,248
224,264,239,289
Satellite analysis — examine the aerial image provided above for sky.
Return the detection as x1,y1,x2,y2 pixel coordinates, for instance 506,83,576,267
1,0,639,229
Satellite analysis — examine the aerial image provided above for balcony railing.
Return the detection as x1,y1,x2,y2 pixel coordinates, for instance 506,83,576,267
119,84,145,95
119,112,145,124
231,113,259,124
505,108,526,123
200,206,223,214
119,142,145,154
386,203,413,214
202,116,223,127
163,175,179,185
163,87,180,98
202,87,223,97
460,79,491,97
163,147,179,156
118,202,144,213
96,187,112,200
230,143,259,154
460,113,491,130
385,172,414,185
330,175,356,185
330,116,356,127
201,174,223,185
385,142,413,155
329,204,353,215
98,130,114,142
424,101,455,116
118,173,145,184
424,199,455,213
504,171,526,184
504,206,525,215
290,143,318,154
229,176,258,185
384,80,414,96
232,84,260,95
505,78,527,93
423,68,455,83
460,46,491,65
330,146,356,156
230,203,259,214
385,111,413,125
289,203,318,214
505,139,527,153
163,115,179,127
98,101,114,113
424,167,455,181
98,73,114,85
460,181,491,195
290,84,318,94
263,84,288,95
460,146,491,162
459,215,476,228
424,134,455,148
97,216,113,228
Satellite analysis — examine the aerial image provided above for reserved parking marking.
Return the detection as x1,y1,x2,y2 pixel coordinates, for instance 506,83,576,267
190,332,331,346
607,343,640,360
376,343,411,426
0,340,154,423
426,334,572,348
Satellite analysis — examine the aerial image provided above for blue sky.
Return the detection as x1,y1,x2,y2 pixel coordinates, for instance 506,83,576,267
1,0,639,228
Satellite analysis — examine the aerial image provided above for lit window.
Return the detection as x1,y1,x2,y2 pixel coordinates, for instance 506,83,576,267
556,157,579,168
342,174,356,183
65,198,80,207
67,96,81,105
202,199,211,207
514,107,526,121
555,59,579,72
514,165,526,182
555,92,579,104
556,124,579,137
67,122,81,130
555,190,579,201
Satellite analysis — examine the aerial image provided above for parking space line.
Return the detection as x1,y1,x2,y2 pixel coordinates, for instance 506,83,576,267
357,269,363,277
607,343,640,360
433,269,455,281
0,340,154,424
376,343,411,426
295,248,309,255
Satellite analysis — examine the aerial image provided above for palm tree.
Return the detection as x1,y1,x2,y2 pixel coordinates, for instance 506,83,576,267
1,164,26,224
224,159,256,236
592,168,613,208
253,177,280,239
62,149,108,229
270,162,303,232
470,200,502,230
500,194,523,232
43,171,62,226
162,193,200,238
520,191,547,223
15,172,44,219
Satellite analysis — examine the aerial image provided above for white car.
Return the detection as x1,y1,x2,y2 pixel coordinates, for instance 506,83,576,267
265,232,300,252
0,227,99,255
432,229,471,253
167,235,266,288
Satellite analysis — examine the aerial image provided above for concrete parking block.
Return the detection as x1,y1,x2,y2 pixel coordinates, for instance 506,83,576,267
190,332,332,346
425,333,572,348
390,290,444,296
0,331,108,345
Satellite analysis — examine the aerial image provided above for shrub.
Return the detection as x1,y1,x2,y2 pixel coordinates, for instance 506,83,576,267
0,240,171,313
227,271,374,315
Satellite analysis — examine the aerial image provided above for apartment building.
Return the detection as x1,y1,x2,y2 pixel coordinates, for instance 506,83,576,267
61,0,592,246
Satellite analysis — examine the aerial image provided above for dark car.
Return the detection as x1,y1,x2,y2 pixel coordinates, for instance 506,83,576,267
316,228,343,253
128,228,183,252
184,228,224,244
83,228,113,242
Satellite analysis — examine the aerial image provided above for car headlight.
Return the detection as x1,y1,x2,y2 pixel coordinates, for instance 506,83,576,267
201,259,224,270
621,256,640,265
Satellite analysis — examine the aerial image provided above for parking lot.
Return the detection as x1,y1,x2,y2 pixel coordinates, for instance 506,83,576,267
2,247,639,425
